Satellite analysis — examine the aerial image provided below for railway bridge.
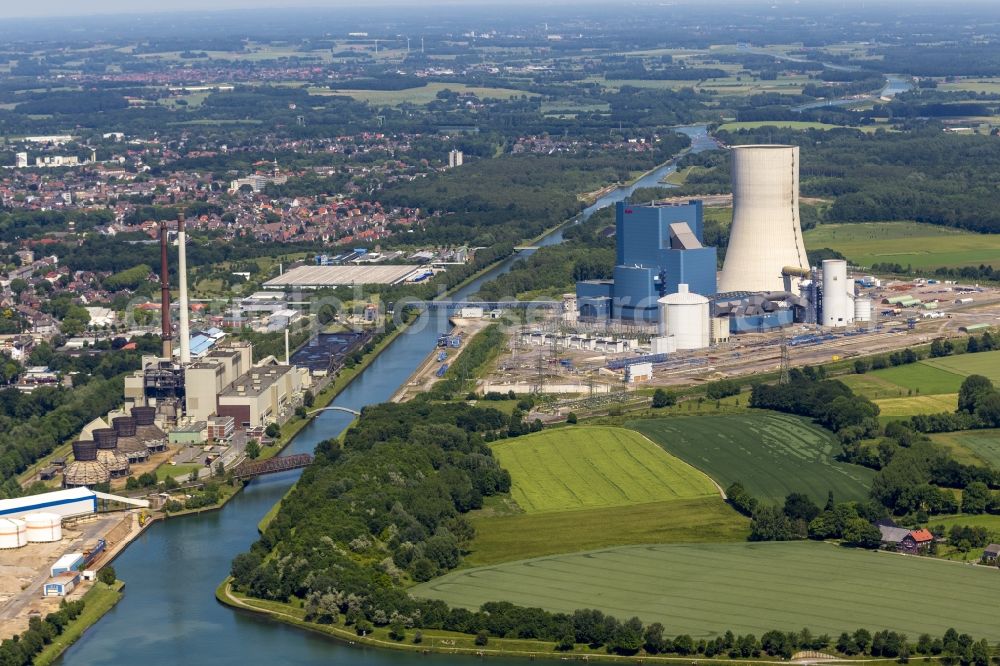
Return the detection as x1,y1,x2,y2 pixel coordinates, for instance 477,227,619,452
233,453,314,480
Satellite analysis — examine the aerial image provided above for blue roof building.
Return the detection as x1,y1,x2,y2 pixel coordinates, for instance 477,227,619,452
577,200,717,322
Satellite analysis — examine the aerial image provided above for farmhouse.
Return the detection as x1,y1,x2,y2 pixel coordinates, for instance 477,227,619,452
879,525,909,549
901,529,934,554
983,544,1000,562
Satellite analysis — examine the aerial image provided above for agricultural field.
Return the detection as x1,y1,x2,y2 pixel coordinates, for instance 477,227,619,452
316,82,534,106
490,427,718,514
842,362,966,398
938,78,1000,95
930,429,1000,468
467,427,743,565
466,497,749,566
804,221,1000,270
874,394,958,417
716,120,856,132
924,350,1000,386
629,413,874,504
413,541,1000,640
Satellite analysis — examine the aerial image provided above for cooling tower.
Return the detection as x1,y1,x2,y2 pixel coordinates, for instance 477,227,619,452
718,145,809,293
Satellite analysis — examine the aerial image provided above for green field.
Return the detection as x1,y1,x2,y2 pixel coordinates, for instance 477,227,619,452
466,496,749,566
490,427,718,514
316,82,534,106
413,541,1000,639
930,429,1000,468
804,221,1000,270
841,362,967,399
717,120,856,132
925,350,1000,386
874,393,958,417
630,413,874,504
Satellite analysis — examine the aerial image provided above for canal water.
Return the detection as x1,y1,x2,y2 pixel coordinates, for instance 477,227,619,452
56,125,716,666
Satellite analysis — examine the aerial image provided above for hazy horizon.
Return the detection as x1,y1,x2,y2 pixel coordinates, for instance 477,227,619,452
1,0,995,20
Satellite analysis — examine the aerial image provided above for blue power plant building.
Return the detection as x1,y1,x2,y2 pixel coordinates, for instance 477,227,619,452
577,200,717,322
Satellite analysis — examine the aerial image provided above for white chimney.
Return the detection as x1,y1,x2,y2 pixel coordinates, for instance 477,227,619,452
178,212,191,364
284,328,290,365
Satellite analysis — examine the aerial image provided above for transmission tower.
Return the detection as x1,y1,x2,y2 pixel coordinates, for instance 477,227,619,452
778,332,791,385
534,349,546,394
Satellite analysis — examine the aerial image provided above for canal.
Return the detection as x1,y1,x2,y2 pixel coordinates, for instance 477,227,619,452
56,125,716,666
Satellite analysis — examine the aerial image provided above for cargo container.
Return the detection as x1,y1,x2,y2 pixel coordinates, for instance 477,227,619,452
435,363,449,378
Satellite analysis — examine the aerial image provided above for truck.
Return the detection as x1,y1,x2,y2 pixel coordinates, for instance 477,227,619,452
435,363,449,378
437,351,447,362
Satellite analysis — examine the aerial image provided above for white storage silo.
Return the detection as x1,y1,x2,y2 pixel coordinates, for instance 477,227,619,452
854,296,873,322
718,145,810,293
658,284,710,350
25,512,62,542
0,518,27,549
822,260,850,327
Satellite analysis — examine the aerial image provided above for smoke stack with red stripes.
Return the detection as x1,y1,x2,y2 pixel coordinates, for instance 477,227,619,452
159,219,172,359
178,211,191,364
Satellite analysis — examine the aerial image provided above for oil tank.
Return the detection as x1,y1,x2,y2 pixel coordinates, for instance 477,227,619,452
821,260,850,327
854,296,873,322
25,513,62,542
658,284,710,350
93,429,118,450
719,145,809,292
112,417,137,437
131,406,156,426
0,518,27,549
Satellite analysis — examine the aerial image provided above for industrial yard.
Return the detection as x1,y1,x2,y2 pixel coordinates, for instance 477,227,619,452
476,277,1000,401
0,489,150,640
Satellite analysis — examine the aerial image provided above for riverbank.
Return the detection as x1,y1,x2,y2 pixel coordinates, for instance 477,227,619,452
216,579,908,665
33,581,124,666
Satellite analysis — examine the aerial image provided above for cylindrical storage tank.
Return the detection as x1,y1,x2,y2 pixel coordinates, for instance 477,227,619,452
821,260,849,327
657,299,669,337
131,406,156,426
0,518,27,549
112,417,137,437
719,145,809,293
25,513,62,542
658,284,710,350
93,429,118,450
855,297,872,322
72,440,98,462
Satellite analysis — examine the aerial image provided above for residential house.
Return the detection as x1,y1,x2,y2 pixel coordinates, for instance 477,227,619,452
901,529,934,554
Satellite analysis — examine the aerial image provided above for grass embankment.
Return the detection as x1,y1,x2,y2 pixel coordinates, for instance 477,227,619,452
804,221,1000,270
630,412,875,504
415,541,1000,640
33,581,124,666
466,426,746,565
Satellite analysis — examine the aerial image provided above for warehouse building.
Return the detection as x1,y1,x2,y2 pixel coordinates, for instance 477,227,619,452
263,264,424,289
0,487,97,519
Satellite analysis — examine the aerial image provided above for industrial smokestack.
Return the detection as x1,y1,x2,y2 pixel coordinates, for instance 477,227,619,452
159,220,172,359
178,211,191,364
718,145,809,293
284,328,290,365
